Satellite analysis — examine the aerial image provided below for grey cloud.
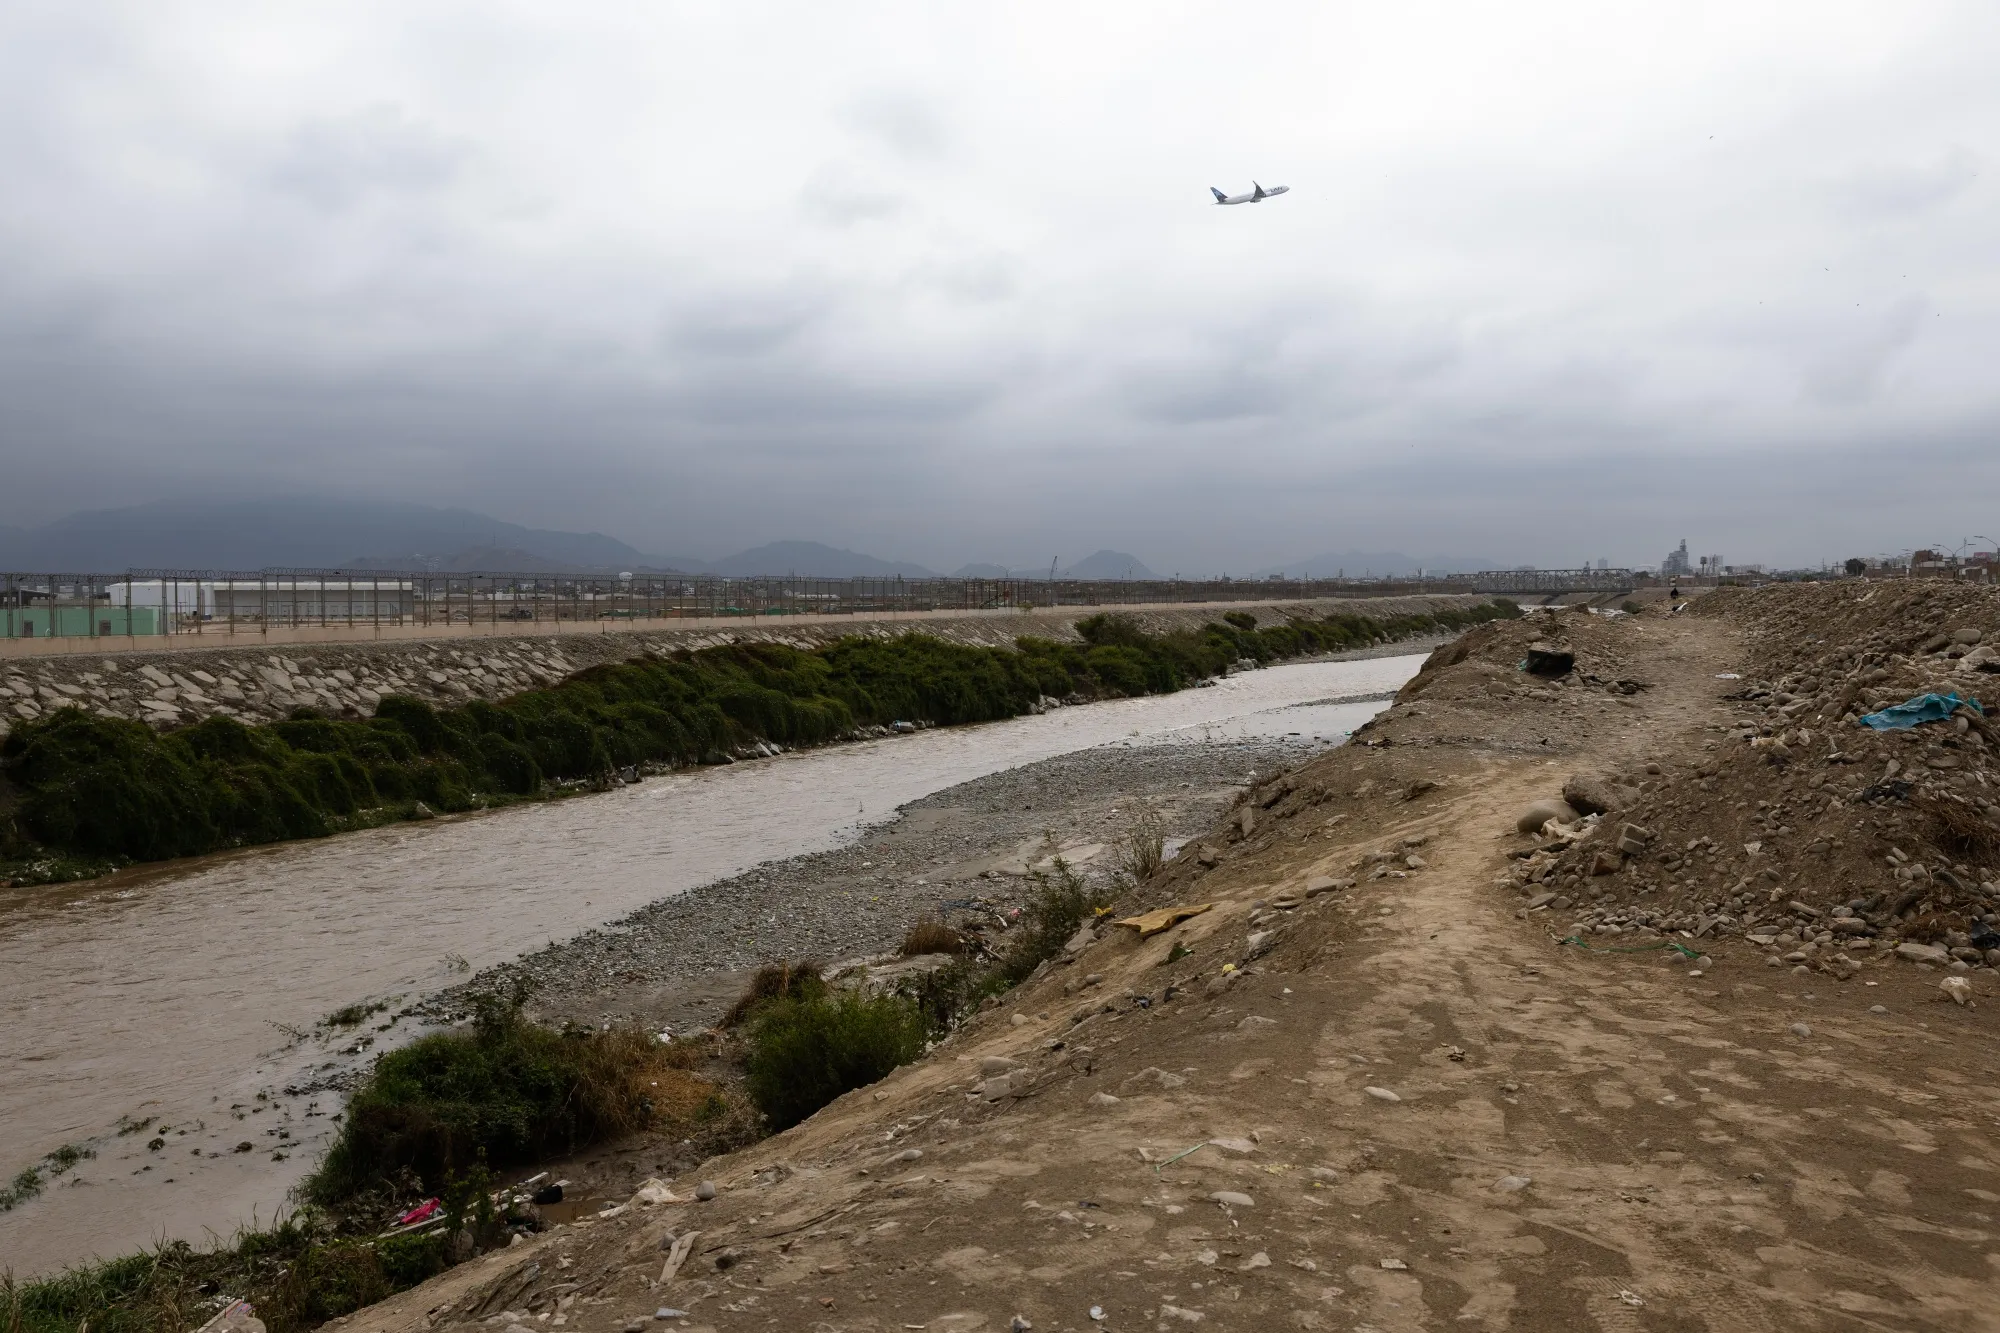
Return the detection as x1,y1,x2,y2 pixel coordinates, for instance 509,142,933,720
1803,295,1927,404
266,105,469,211
799,166,907,225
662,292,826,358
909,252,1015,304
1830,148,1982,218
2,4,1999,576
840,90,952,161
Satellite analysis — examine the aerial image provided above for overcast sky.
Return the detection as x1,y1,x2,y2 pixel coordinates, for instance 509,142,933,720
2,1,1996,573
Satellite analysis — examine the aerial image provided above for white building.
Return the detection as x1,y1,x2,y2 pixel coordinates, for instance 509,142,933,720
206,580,416,623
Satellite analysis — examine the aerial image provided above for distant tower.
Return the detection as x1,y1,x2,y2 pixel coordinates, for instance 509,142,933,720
1662,540,1692,578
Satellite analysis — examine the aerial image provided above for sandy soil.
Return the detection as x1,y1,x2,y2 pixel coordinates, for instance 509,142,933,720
336,609,2000,1333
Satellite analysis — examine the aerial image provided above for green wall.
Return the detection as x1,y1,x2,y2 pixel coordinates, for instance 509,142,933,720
3,606,162,639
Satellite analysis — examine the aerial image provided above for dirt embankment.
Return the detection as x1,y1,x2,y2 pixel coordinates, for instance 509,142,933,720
339,587,2000,1333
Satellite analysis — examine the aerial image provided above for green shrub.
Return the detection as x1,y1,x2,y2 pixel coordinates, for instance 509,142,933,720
743,989,929,1131
994,861,1109,986
303,993,674,1207
887,861,1115,1039
0,599,1523,874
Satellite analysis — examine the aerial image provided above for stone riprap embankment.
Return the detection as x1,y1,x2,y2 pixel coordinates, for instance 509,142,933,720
0,594,1488,739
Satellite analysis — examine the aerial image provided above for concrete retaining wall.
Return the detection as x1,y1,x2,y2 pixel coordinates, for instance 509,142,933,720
0,594,1491,739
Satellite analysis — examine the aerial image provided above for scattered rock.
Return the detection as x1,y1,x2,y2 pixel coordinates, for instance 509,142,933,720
1494,1175,1532,1192
1210,1190,1255,1208
694,1180,717,1202
1516,801,1579,832
1562,773,1629,816
1363,1086,1401,1103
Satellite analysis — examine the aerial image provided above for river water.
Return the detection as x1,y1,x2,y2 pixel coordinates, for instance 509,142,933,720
0,653,1420,1276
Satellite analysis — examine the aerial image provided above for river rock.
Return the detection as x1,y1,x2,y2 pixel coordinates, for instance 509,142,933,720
1895,942,1950,965
1563,774,1628,816
1516,801,1579,832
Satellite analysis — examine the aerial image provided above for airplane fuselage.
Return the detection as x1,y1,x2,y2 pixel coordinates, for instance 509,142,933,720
1212,182,1289,205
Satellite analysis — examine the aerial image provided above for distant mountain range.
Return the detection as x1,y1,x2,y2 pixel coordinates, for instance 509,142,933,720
0,500,1038,579
0,500,699,574
950,550,1159,580
703,541,934,579
0,500,1498,581
1244,549,1498,578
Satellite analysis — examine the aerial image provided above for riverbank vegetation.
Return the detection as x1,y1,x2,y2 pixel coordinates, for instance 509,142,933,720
5,995,746,1333
0,602,1515,879
733,860,1114,1129
301,990,739,1209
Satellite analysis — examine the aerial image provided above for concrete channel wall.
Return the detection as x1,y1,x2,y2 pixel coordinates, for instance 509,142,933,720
0,594,1492,739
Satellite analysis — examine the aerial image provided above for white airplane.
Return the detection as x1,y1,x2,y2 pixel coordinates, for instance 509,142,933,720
1210,181,1289,205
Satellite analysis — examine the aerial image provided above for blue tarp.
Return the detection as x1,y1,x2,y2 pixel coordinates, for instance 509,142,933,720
1857,691,1985,730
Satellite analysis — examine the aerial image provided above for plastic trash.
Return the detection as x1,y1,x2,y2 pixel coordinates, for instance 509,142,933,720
1858,692,1984,730
393,1197,441,1227
194,1300,267,1333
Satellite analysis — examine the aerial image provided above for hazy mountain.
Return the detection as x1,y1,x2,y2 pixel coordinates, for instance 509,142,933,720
343,546,699,575
1062,549,1157,580
950,552,1156,579
1246,549,1499,578
0,498,701,573
704,541,936,578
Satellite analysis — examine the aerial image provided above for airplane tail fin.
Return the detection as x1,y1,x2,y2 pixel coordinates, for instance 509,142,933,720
1210,186,1227,203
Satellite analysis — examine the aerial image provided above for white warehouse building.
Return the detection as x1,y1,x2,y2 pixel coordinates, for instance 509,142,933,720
207,580,416,623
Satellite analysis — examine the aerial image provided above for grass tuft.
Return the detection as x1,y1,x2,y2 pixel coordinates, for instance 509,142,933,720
1117,812,1166,883
898,921,967,956
721,960,826,1028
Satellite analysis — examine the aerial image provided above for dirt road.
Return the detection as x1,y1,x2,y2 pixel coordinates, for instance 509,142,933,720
343,610,2000,1333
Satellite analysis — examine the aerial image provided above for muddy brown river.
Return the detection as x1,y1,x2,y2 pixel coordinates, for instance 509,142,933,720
0,654,1418,1276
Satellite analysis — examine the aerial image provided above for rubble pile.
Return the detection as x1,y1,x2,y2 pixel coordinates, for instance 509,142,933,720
1504,582,2000,977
